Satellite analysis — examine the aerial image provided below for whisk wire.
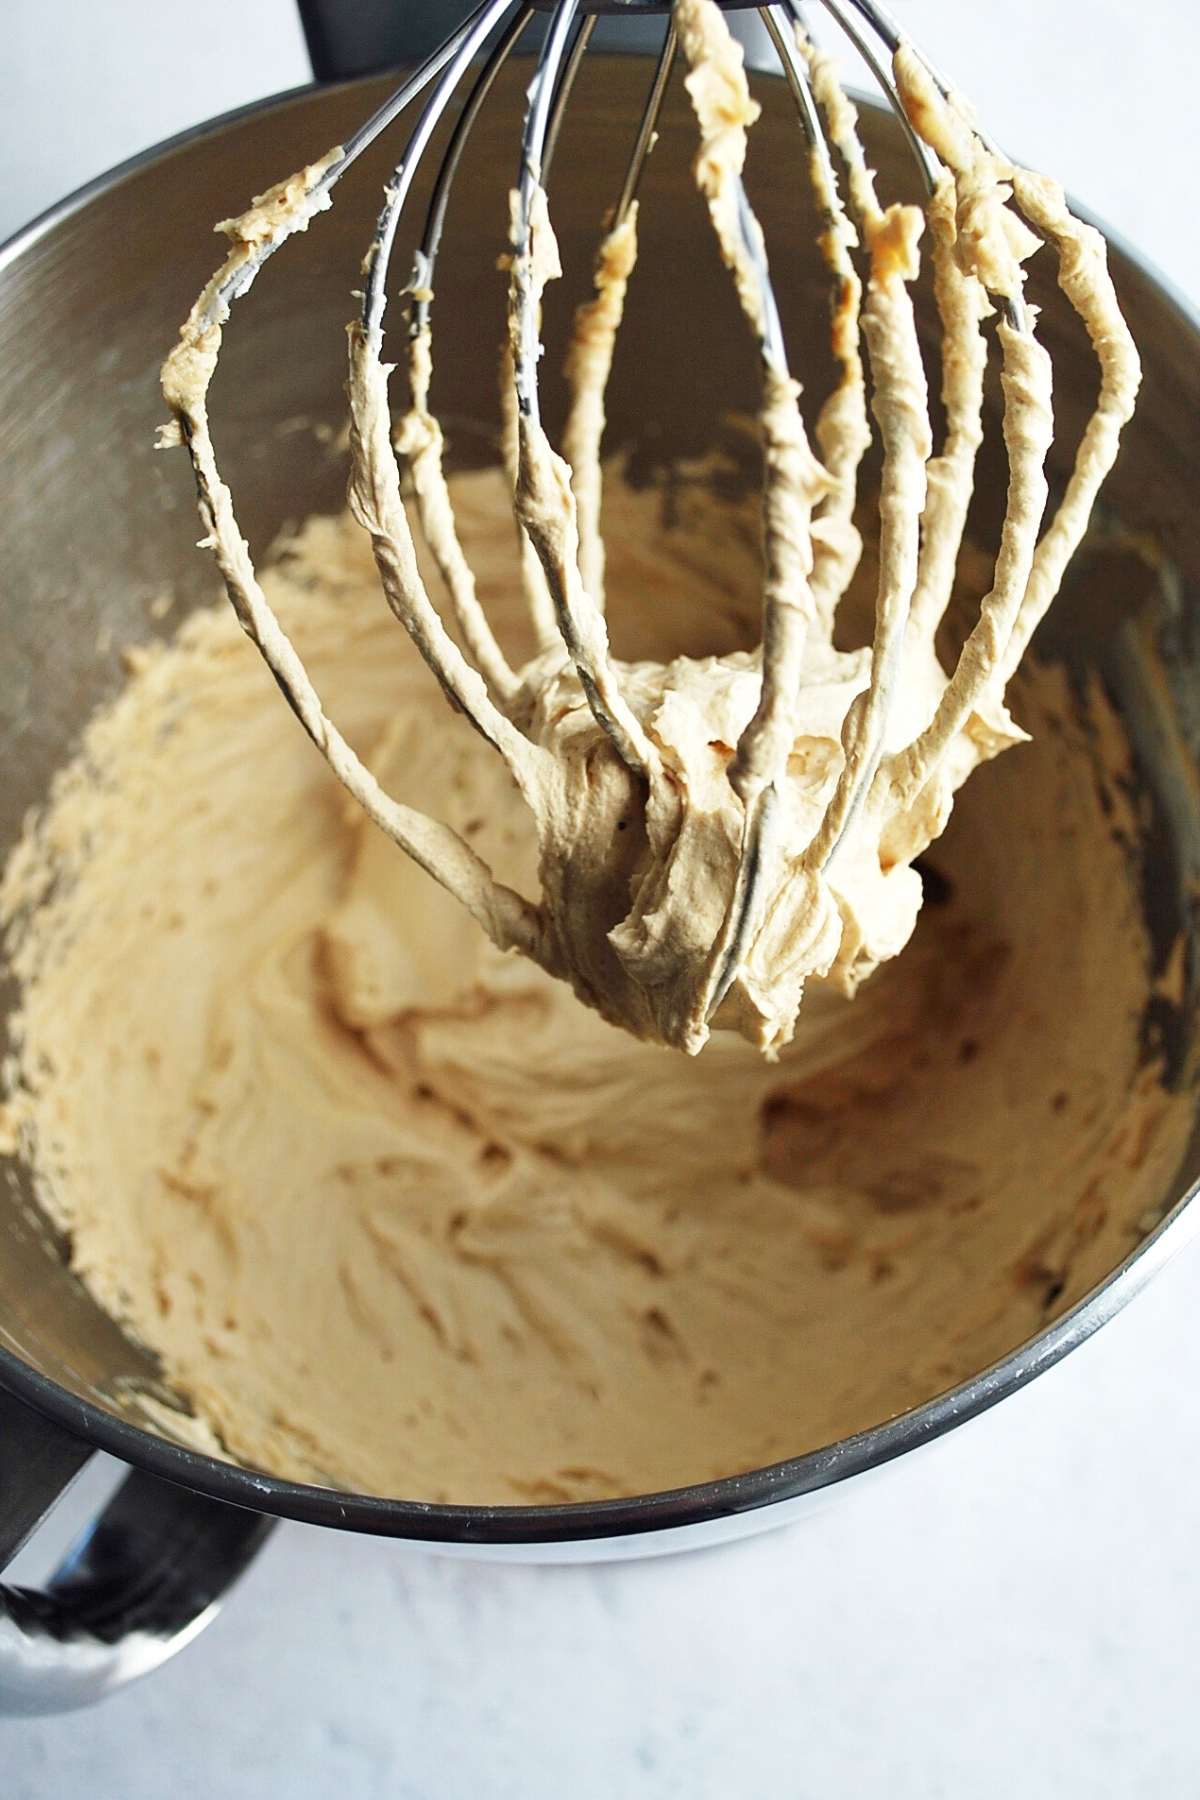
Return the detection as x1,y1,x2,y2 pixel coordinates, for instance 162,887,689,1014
542,13,599,179
614,20,678,222
412,4,536,338
760,6,837,201
196,2,496,334
363,0,516,339
803,0,940,195
513,0,583,423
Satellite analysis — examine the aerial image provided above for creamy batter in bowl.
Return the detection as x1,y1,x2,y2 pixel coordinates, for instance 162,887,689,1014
1,466,1195,1505
2,64,1200,1553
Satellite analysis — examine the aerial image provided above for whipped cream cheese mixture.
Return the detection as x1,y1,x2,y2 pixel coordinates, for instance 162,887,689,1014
1,2,1188,1501
156,0,1140,1057
0,473,1189,1500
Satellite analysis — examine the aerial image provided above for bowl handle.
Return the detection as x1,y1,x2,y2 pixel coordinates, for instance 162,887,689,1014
0,1385,273,1714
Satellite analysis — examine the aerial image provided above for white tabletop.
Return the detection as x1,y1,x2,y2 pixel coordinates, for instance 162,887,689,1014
5,3,1200,1794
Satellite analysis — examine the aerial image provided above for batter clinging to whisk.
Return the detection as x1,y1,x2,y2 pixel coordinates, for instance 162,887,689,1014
160,0,1139,1056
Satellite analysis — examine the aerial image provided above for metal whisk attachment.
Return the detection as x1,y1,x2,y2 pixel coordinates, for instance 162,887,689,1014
161,0,1139,1055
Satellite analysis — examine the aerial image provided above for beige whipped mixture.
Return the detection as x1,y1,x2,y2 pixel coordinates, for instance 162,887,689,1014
0,2,1180,1503
0,467,1190,1502
158,2,1139,1058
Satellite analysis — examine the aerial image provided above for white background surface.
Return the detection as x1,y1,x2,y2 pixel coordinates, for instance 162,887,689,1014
5,2,1200,1795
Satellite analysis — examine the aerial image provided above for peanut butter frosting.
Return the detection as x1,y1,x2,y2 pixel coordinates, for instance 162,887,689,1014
152,3,1140,1059
0,1,1179,1505
0,470,1189,1501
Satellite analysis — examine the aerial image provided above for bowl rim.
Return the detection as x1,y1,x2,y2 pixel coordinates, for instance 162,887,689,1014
2,66,1199,1546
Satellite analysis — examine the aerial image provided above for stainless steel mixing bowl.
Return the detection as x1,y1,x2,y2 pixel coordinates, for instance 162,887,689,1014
2,59,1199,1714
